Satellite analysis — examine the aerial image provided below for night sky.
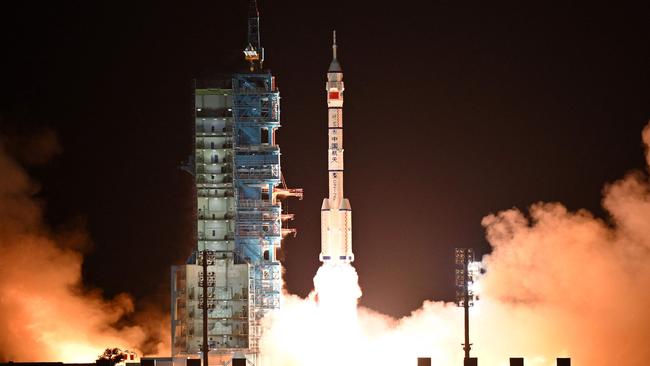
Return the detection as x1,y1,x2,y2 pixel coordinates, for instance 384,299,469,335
1,1,649,318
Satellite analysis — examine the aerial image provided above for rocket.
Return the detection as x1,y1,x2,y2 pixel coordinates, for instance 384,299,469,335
320,31,354,263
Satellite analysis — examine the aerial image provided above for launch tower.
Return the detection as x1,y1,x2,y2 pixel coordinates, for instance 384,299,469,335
171,2,302,365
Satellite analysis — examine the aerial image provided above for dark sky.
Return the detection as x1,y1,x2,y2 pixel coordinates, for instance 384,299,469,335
1,1,649,318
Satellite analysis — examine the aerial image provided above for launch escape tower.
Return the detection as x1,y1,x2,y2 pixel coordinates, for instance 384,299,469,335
171,1,302,364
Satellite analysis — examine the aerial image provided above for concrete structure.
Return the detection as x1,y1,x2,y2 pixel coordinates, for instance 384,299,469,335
170,1,301,365
320,31,354,263
141,358,174,366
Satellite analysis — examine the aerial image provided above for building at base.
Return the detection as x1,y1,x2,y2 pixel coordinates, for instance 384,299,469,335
170,2,301,365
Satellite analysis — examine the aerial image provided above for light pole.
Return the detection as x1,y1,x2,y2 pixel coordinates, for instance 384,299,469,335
455,248,479,365
200,250,211,366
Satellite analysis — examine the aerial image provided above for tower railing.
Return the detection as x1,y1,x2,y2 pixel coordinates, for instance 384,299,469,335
237,199,280,209
236,223,281,237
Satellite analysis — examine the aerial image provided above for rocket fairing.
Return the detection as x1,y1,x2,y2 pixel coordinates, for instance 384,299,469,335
320,31,354,263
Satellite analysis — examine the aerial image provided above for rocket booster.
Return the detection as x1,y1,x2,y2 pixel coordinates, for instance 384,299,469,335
320,31,354,263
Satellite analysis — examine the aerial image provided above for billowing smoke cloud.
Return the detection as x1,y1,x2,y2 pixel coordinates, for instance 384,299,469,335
0,131,169,362
261,122,650,366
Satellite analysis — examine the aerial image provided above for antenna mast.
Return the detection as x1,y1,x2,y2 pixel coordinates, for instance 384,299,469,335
243,0,264,71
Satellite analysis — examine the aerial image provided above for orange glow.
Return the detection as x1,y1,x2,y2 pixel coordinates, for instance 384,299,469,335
0,133,169,362
3,123,650,365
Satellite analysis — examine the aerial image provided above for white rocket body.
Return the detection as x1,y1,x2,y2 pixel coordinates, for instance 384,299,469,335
320,32,354,263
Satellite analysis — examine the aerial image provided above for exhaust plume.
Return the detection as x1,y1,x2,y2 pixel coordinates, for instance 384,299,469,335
0,131,169,362
261,122,650,366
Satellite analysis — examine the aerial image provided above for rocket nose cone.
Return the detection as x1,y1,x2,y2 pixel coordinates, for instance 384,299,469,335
329,59,342,72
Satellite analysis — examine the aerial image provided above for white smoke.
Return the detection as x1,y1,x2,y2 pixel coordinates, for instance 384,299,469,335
260,121,650,366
